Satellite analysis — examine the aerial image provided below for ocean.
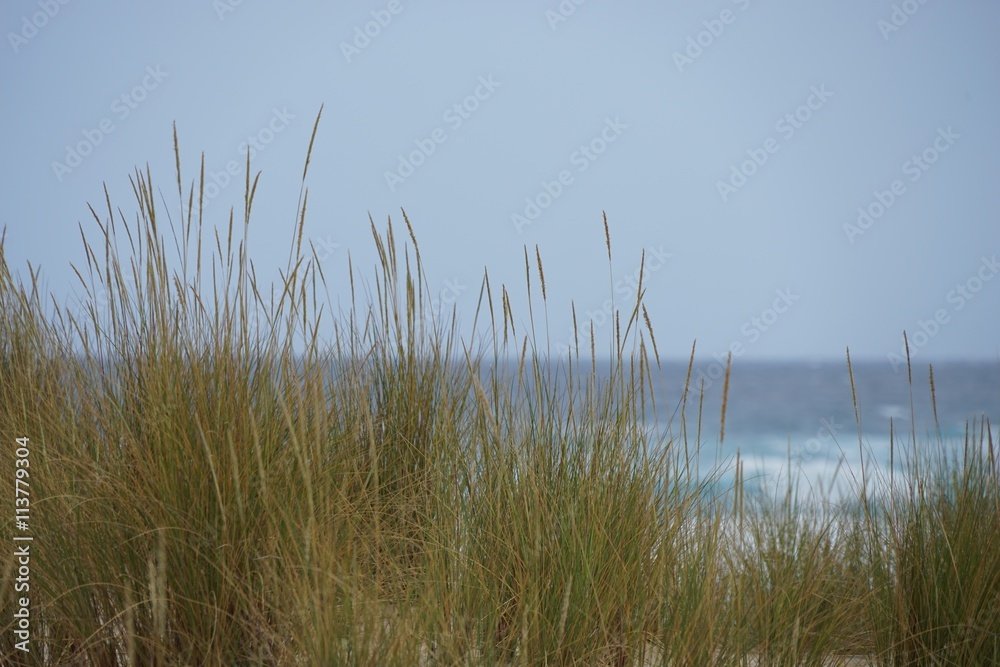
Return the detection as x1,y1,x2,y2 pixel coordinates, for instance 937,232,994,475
640,359,999,495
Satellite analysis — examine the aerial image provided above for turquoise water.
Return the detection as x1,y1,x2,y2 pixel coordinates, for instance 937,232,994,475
643,359,999,496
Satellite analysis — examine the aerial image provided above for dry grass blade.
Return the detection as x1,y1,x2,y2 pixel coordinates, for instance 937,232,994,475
402,207,421,272
571,301,579,360
535,245,546,302
302,104,324,182
929,363,940,440
846,347,861,444
642,304,659,369
720,351,732,444
602,210,611,263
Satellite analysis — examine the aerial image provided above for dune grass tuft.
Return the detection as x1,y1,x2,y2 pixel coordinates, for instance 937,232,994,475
1,121,997,665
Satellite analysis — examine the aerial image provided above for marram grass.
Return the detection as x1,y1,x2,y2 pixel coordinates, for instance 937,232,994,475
1,116,998,665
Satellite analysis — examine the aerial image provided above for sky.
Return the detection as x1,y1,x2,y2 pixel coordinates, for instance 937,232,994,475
1,0,998,366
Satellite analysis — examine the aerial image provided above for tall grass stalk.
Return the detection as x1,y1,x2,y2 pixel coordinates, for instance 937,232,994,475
1,122,996,665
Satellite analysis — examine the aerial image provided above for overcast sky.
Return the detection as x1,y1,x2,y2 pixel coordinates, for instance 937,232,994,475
2,0,997,364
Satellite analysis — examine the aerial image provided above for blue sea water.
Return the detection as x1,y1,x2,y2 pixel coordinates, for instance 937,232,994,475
642,359,999,495
324,354,997,496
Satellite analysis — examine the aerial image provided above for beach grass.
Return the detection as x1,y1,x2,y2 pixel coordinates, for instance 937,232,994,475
1,117,998,665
